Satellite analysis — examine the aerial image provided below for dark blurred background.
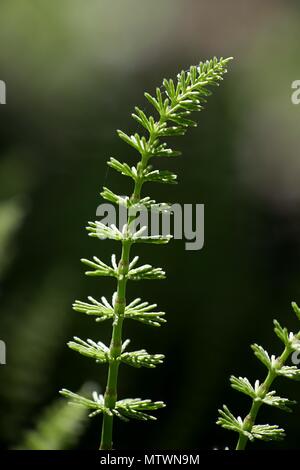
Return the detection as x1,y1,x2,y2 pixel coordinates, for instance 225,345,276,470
1,0,300,450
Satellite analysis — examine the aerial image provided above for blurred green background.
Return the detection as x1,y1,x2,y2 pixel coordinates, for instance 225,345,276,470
1,0,300,450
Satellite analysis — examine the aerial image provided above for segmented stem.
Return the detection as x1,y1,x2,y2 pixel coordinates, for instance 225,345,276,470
235,341,297,450
100,242,130,449
100,167,147,449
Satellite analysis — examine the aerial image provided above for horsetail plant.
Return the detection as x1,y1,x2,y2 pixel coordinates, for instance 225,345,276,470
60,57,232,450
217,302,300,449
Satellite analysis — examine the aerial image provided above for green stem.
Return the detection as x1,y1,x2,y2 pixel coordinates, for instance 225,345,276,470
235,346,292,450
100,241,131,449
100,162,147,449
235,398,263,450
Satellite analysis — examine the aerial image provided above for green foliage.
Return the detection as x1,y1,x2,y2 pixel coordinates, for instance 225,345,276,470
61,57,232,449
217,405,286,442
17,393,89,450
0,198,24,278
217,302,300,449
0,267,76,444
60,390,164,422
